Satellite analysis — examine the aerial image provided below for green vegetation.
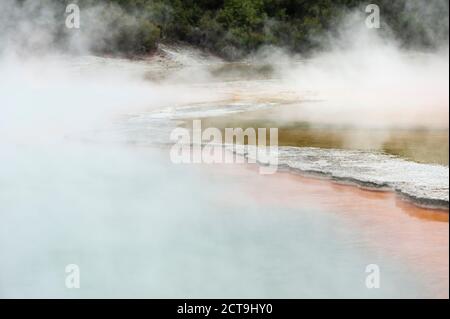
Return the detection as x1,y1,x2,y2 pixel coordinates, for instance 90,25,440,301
72,0,449,58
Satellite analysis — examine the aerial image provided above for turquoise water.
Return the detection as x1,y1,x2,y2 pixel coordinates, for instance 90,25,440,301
0,142,428,298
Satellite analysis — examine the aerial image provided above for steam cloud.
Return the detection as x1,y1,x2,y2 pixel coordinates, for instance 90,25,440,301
0,0,448,298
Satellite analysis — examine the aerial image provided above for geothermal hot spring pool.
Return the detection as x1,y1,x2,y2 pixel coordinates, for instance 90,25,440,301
0,54,448,298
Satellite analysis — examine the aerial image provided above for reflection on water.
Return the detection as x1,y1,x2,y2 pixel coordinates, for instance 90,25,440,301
0,142,446,298
200,108,450,166
0,55,447,299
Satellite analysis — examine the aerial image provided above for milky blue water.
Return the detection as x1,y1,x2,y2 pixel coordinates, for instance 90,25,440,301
0,142,429,298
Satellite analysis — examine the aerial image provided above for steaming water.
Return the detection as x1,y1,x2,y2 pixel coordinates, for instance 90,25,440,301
143,101,277,119
0,55,448,298
112,99,450,209
0,143,433,298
